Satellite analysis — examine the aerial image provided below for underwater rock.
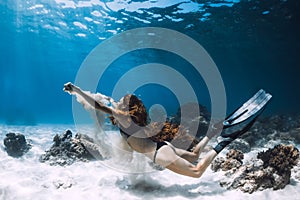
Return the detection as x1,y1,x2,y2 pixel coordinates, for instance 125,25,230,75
211,157,225,172
226,149,244,162
213,144,299,193
228,139,251,153
257,144,299,175
40,130,103,166
292,161,300,181
3,133,31,157
211,149,243,172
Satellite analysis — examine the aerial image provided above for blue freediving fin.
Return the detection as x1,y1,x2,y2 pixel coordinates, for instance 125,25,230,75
223,89,272,128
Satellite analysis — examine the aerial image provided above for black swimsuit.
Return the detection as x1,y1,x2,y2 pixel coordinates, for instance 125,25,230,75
120,129,131,139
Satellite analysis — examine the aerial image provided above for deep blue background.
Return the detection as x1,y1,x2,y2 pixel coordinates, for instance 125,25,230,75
0,0,299,124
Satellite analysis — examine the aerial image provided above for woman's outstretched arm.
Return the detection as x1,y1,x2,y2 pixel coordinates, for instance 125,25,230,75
63,82,113,115
64,82,132,128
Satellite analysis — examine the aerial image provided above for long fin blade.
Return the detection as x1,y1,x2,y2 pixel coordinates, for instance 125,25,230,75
224,90,272,127
225,89,265,121
242,93,272,120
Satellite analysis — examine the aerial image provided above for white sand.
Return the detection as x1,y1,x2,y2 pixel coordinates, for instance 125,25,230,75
0,124,299,200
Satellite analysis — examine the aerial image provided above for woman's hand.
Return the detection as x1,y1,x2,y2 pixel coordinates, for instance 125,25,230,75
63,82,78,94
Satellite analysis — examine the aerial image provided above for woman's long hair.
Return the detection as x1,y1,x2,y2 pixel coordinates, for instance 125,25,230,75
110,94,198,150
109,94,148,127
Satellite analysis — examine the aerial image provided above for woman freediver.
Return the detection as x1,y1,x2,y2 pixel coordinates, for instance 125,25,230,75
63,82,271,178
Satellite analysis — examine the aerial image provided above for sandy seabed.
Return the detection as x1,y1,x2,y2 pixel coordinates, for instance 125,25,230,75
0,124,299,200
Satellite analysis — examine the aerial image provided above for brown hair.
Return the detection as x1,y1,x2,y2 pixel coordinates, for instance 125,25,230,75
148,121,198,151
110,94,198,151
109,94,148,127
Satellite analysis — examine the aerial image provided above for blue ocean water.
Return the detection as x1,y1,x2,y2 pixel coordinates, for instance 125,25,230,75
0,0,299,124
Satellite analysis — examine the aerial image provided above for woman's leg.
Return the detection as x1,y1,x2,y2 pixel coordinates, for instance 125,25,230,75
154,145,217,178
165,136,210,163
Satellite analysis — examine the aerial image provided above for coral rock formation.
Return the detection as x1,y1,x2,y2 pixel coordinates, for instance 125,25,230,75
211,145,299,193
40,130,104,166
258,144,299,175
211,149,244,172
3,133,31,157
